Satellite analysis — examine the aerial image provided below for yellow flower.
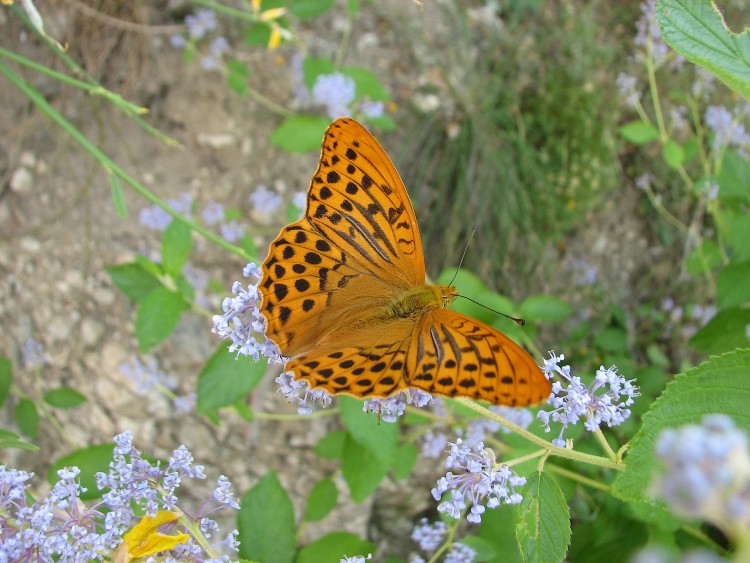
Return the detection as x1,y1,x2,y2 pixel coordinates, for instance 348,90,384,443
113,511,190,562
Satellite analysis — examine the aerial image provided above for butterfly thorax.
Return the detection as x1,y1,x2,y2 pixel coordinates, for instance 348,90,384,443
383,284,458,320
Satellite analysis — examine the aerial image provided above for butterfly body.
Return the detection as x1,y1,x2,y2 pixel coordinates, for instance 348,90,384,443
260,118,551,407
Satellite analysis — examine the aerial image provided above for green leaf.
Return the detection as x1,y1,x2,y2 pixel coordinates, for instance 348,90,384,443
43,386,87,409
519,295,572,322
245,23,272,47
613,349,750,502
303,477,338,522
135,288,188,352
288,0,335,20
685,239,721,275
0,358,11,407
296,532,374,563
135,254,163,278
662,139,685,168
458,536,497,561
196,343,267,412
227,59,250,96
341,66,389,101
238,472,296,563
48,443,116,500
341,433,390,502
109,173,127,218
339,396,398,464
161,220,193,276
270,115,331,153
594,326,629,353
302,57,336,91
365,115,396,131
515,471,571,563
0,432,39,451
15,398,39,439
717,150,750,200
656,0,750,102
729,213,750,261
689,309,750,354
105,263,162,303
717,260,750,309
619,120,659,144
478,504,523,563
393,442,418,481
315,430,346,459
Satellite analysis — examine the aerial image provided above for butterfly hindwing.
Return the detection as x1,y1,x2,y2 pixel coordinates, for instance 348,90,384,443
405,310,550,407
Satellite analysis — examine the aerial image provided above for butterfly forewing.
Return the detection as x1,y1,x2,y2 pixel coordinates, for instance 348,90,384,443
406,310,550,406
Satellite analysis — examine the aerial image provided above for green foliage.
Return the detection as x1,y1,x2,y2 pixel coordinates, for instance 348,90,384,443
135,287,189,352
656,0,750,102
48,444,117,501
0,358,11,407
296,532,374,563
196,344,266,413
303,477,339,522
238,472,296,563
15,398,39,439
516,472,571,563
43,387,86,409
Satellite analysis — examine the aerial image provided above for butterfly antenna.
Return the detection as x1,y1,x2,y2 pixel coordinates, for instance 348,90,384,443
448,226,477,287
456,295,527,326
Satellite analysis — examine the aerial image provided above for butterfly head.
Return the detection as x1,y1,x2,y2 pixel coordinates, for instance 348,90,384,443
438,285,459,309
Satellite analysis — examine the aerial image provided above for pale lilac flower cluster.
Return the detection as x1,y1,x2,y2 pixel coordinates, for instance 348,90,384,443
705,105,750,151
119,356,177,394
567,258,598,287
363,390,433,423
21,337,48,367
339,554,372,563
250,184,283,215
616,72,640,108
421,429,450,458
293,190,307,216
653,414,750,533
202,36,230,71
312,73,357,119
139,192,194,231
185,9,218,39
444,543,478,563
464,406,534,447
211,263,282,363
537,352,639,448
201,201,245,243
633,0,670,65
431,439,526,523
275,372,332,415
0,433,240,562
411,518,447,551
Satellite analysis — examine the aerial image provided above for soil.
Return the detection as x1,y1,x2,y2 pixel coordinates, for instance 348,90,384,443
0,1,660,560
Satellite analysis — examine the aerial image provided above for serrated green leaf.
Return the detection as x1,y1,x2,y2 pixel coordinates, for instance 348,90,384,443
44,386,87,409
717,150,750,200
393,442,418,481
689,308,750,354
519,295,572,322
613,349,750,502
656,0,750,102
515,471,571,563
162,220,193,276
238,472,296,563
315,430,346,459
302,57,336,91
341,66,389,101
135,288,187,352
619,120,659,144
288,0,335,20
341,433,389,502
105,263,162,303
339,396,398,465
48,443,115,500
109,173,127,218
0,358,11,407
270,115,331,153
16,398,39,439
303,477,338,522
717,260,750,310
296,532,374,563
197,343,267,412
662,139,685,169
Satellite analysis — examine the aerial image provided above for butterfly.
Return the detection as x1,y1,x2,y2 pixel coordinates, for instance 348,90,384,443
259,118,551,407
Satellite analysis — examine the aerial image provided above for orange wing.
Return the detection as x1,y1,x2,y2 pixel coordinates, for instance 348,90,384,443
260,118,425,357
406,310,551,406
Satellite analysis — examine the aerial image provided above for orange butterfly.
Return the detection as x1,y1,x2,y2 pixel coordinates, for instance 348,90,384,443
260,118,550,407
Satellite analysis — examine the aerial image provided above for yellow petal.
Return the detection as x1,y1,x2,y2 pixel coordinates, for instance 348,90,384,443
1,1,15,5
268,27,283,50
251,0,261,12
259,7,286,21
123,511,189,560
